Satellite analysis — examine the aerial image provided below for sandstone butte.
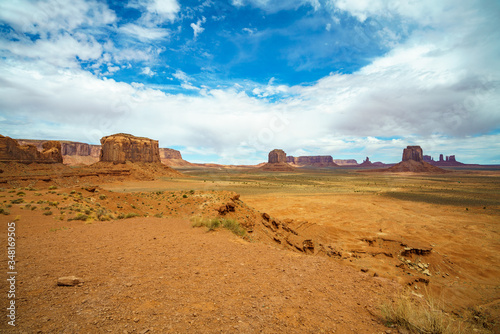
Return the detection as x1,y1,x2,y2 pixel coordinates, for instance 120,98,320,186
387,146,448,173
0,134,63,163
99,133,161,164
260,149,295,171
287,155,339,167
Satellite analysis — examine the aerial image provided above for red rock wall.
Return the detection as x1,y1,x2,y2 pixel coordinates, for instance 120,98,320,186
99,133,161,163
268,149,287,163
159,148,182,159
0,135,62,163
402,146,423,162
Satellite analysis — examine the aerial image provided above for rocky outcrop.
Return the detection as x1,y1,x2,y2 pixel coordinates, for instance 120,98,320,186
387,146,448,173
160,148,182,160
0,135,62,163
260,149,294,171
402,146,423,162
159,148,193,167
424,153,464,167
268,149,287,163
287,155,339,167
61,142,101,157
333,159,358,166
99,133,161,164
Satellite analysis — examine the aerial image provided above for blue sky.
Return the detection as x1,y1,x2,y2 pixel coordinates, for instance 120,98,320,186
1,0,499,164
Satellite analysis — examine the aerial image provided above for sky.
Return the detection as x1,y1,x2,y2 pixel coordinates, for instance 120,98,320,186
0,0,499,165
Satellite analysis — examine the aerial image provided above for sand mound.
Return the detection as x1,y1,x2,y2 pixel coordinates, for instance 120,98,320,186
90,161,184,179
259,162,295,171
387,160,449,173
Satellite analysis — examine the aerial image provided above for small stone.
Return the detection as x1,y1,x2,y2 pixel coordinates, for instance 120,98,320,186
139,329,150,334
57,276,84,286
422,269,431,276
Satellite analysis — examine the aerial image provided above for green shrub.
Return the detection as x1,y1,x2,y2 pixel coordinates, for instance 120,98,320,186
43,211,53,216
10,198,24,204
48,185,57,190
0,208,10,215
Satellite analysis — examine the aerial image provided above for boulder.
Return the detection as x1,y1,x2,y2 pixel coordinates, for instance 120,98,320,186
268,149,287,163
99,133,161,164
402,146,423,162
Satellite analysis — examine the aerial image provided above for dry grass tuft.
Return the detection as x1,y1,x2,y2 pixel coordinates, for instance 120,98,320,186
381,288,493,334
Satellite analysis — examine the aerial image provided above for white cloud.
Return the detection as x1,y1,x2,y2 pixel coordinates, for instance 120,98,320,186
172,70,191,83
325,23,331,31
0,0,116,36
119,23,170,41
190,17,207,39
128,0,180,25
141,67,156,76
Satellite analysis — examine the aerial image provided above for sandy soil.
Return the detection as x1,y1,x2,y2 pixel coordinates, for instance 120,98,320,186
0,194,398,333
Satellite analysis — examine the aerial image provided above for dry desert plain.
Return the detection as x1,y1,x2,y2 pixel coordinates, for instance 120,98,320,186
0,164,499,333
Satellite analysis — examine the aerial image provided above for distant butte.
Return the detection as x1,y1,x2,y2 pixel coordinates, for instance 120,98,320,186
287,155,339,167
260,149,295,171
386,146,449,173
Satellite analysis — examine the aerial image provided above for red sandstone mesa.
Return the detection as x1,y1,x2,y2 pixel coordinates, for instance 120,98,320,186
99,133,161,163
0,135,63,163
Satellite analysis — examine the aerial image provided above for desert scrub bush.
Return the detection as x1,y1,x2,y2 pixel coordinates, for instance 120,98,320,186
68,213,89,221
191,217,246,236
43,211,53,216
48,185,57,190
96,208,114,221
154,213,163,218
182,194,188,198
99,194,107,200
381,288,479,334
16,191,26,196
0,208,10,215
11,198,24,204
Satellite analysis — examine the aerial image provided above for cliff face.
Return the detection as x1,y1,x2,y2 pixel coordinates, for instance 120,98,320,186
62,142,101,157
0,135,63,163
100,133,161,164
288,155,338,167
159,148,182,160
333,159,358,166
402,146,423,162
268,149,287,163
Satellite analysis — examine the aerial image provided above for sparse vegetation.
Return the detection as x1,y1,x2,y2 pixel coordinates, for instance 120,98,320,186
191,217,246,236
68,213,89,221
43,211,53,216
381,289,491,334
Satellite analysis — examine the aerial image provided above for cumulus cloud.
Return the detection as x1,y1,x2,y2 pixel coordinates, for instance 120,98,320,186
0,0,499,164
128,0,180,25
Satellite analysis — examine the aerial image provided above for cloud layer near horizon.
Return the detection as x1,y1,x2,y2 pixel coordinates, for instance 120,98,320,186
1,0,499,164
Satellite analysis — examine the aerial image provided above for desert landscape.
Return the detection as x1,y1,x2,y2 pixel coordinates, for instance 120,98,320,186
1,1,499,333
0,134,499,333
